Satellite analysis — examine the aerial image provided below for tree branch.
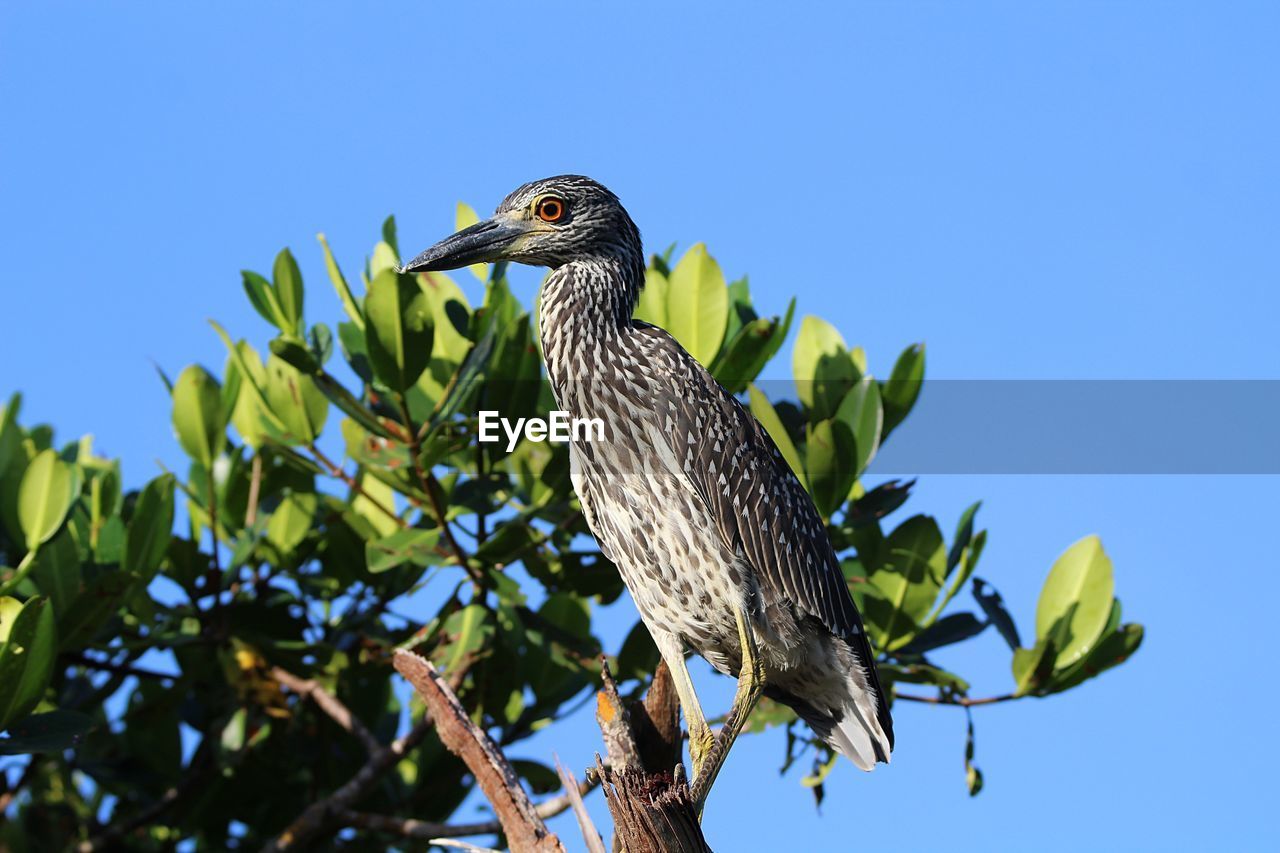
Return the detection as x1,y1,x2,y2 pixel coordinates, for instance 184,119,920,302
392,649,565,853
894,691,1019,708
270,666,380,755
337,775,598,842
307,442,404,528
260,658,473,852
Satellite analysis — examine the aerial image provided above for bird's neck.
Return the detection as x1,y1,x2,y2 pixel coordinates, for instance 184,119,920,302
538,253,644,379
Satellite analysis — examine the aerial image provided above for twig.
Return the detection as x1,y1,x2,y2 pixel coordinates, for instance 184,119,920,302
261,659,475,852
77,743,212,851
392,650,564,853
270,667,380,755
894,691,1019,708
245,452,263,526
396,397,475,578
555,758,607,853
337,775,599,841
64,652,177,682
307,442,404,528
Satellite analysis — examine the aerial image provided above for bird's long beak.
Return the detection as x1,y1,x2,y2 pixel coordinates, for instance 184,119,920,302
399,216,531,273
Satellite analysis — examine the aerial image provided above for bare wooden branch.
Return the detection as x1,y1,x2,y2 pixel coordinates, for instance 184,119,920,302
630,661,681,774
595,757,712,853
270,666,381,755
337,775,599,841
261,659,475,852
556,759,607,853
392,649,565,853
591,662,713,853
596,660,641,772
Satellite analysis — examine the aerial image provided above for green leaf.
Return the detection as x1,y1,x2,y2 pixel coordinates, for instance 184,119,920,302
272,248,305,337
18,449,74,550
881,343,925,437
122,474,175,581
30,529,80,617
241,270,288,331
711,298,796,394
1012,638,1058,696
370,241,399,280
805,419,857,519
665,243,728,366
0,596,57,731
899,611,987,654
456,202,489,282
172,365,226,468
633,268,669,327
972,577,1021,650
0,709,93,755
1035,535,1115,668
833,377,883,479
264,354,329,444
439,604,490,672
266,492,317,555
747,384,805,487
269,337,321,375
792,316,859,416
1048,618,1144,693
364,269,435,392
867,515,947,649
365,528,442,574
318,233,364,330
0,393,21,474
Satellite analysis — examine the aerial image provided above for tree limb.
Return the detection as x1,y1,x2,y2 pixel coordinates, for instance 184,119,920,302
392,649,565,853
336,775,598,841
894,691,1019,708
260,658,473,852
270,666,381,755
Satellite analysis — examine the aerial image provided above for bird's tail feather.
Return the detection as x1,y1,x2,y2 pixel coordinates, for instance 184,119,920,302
767,662,893,771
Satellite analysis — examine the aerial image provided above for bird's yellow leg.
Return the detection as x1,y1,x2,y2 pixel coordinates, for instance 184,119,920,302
661,641,715,780
690,607,767,810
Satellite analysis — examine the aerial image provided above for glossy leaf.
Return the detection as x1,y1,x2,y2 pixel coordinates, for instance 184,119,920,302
18,449,74,550
272,248,305,337
317,232,364,329
793,315,859,416
264,354,329,444
455,202,489,282
122,474,175,581
806,418,857,518
747,384,805,486
365,528,442,574
172,365,225,468
881,343,925,436
0,709,93,755
0,596,57,731
266,492,317,555
364,269,434,392
833,377,883,479
1035,535,1115,667
665,243,728,366
634,268,669,327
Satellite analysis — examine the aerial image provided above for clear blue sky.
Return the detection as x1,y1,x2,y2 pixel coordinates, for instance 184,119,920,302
3,2,1278,850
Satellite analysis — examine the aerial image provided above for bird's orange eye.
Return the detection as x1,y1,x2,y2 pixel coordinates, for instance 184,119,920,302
535,197,566,223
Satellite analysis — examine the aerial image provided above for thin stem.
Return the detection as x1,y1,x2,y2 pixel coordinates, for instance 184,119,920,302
307,443,404,528
65,652,176,682
245,452,263,527
0,548,37,596
270,667,380,755
396,397,474,579
893,691,1019,708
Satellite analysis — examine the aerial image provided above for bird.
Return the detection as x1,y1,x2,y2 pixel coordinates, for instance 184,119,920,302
402,175,893,806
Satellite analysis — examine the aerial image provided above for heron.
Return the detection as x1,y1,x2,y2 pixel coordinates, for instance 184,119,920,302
402,176,893,807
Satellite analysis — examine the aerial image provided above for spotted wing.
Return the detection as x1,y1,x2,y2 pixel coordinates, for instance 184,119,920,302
646,333,865,641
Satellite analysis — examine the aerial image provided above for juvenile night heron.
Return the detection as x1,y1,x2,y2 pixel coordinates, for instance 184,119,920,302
403,176,893,805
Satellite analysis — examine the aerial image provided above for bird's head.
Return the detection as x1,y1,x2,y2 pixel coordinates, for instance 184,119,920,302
400,175,642,274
